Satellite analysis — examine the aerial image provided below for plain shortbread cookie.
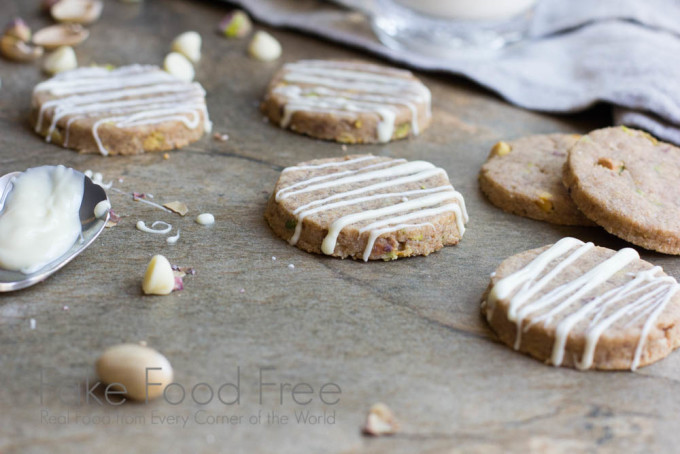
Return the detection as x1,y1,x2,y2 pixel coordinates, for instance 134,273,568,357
563,126,680,254
479,133,594,226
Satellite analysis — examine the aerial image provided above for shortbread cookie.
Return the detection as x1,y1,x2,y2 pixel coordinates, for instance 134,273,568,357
265,155,468,261
482,237,680,370
31,65,212,156
479,134,593,226
563,127,680,254
261,60,431,144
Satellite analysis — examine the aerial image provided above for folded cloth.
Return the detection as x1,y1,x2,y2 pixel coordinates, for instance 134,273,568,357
224,0,680,144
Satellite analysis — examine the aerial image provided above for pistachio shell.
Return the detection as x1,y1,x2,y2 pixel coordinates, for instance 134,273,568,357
0,35,43,62
5,18,31,42
163,201,189,216
51,0,103,25
33,24,89,49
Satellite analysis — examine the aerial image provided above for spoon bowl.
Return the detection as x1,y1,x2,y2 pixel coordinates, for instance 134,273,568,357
0,169,109,292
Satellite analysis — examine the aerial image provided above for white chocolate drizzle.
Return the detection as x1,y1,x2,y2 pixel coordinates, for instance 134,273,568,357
33,65,212,156
136,220,172,234
486,237,680,370
277,155,467,261
273,60,431,143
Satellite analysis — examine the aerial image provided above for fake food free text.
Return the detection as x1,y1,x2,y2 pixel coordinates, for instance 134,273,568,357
40,367,341,406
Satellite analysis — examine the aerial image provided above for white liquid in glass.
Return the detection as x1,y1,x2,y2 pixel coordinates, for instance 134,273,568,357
393,0,538,21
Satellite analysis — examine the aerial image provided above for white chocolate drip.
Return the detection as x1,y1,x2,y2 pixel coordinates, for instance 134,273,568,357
486,237,680,371
277,156,467,261
33,65,212,156
167,229,181,245
94,200,110,219
274,60,431,143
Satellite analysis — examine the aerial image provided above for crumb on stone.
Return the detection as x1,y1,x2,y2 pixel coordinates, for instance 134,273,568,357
362,403,399,437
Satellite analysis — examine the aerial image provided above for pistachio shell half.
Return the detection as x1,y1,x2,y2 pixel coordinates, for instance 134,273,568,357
33,24,89,49
0,35,43,62
51,0,103,25
5,18,32,42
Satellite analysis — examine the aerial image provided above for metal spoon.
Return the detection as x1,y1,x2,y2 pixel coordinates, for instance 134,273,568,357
0,170,109,292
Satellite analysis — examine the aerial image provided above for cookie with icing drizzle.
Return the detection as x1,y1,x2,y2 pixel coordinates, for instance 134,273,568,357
482,237,680,370
265,155,468,261
564,126,680,254
261,60,432,144
479,133,594,226
31,65,212,156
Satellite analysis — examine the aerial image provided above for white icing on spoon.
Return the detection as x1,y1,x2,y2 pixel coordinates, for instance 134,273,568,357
0,165,84,274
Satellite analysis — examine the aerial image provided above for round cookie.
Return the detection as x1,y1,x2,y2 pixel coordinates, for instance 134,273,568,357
261,60,431,144
265,155,468,261
482,237,680,370
563,126,680,254
31,64,212,156
479,134,594,226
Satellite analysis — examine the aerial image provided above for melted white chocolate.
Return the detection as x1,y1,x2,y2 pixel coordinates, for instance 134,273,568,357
486,237,680,370
0,165,84,274
273,60,431,143
277,156,467,261
33,65,212,156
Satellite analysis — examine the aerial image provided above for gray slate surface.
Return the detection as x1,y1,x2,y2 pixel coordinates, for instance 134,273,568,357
0,0,678,453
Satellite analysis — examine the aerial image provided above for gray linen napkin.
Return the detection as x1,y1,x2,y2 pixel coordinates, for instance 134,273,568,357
225,0,680,144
